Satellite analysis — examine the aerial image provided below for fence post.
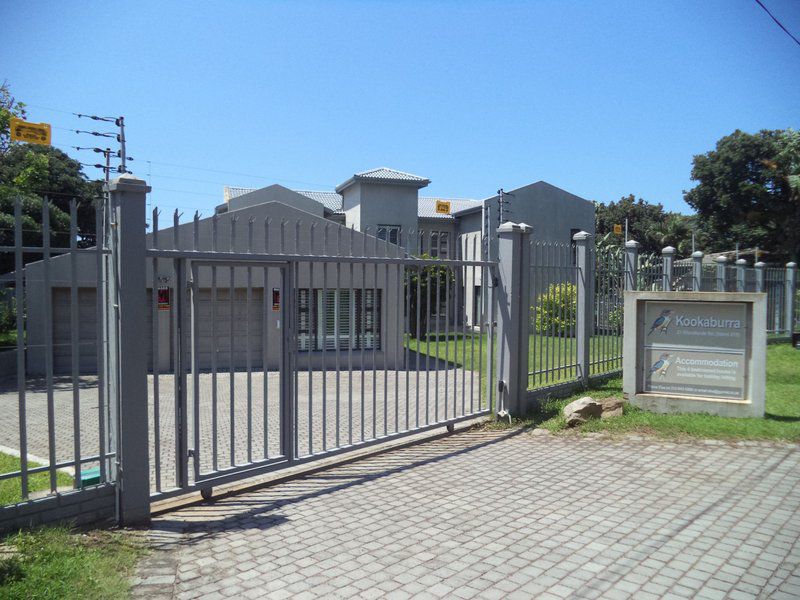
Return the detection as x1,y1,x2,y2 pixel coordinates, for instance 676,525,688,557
692,251,704,291
736,259,747,292
574,231,594,387
755,261,766,293
108,174,151,526
495,222,532,416
661,246,675,291
624,240,639,291
786,262,797,335
716,256,728,292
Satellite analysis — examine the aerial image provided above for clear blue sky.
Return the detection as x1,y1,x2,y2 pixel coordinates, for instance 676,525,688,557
2,0,799,218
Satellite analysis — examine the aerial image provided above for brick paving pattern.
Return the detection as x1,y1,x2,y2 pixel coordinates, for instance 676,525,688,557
133,429,800,599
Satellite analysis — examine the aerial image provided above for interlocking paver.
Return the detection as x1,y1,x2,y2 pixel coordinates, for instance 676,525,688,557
132,429,800,598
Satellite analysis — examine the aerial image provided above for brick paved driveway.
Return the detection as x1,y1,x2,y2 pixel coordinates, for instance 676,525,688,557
133,429,800,599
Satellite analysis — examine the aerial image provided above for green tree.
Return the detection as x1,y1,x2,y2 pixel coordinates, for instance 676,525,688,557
684,129,800,262
0,80,27,156
406,256,453,339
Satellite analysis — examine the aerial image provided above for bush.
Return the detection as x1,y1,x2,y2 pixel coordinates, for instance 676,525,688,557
532,283,577,335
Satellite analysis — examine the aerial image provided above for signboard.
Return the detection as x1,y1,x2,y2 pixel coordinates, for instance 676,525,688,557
641,300,747,400
272,288,280,312
157,287,171,310
613,224,622,235
10,117,51,146
435,200,451,215
623,291,766,418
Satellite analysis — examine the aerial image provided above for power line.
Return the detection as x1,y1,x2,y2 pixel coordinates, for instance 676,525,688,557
754,0,800,47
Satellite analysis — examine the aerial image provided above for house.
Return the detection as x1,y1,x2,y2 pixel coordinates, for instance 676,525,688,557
21,167,594,374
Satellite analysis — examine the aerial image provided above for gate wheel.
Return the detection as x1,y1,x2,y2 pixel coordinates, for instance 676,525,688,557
446,423,455,433
201,487,213,501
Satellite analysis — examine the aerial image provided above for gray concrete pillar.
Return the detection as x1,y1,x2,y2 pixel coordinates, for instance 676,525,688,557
755,262,766,293
736,258,747,292
108,174,151,526
716,256,728,292
692,251,704,291
624,240,640,291
574,231,594,387
495,222,532,416
786,262,797,335
661,246,675,291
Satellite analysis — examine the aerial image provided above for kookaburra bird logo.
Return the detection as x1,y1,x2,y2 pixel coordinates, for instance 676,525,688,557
648,309,674,335
649,352,673,379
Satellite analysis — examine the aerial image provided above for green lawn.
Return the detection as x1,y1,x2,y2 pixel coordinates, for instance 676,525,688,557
0,453,73,506
0,526,143,600
405,332,623,389
533,343,800,442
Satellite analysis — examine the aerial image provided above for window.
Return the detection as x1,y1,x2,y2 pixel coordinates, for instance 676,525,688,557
297,288,381,351
429,231,449,259
377,225,401,245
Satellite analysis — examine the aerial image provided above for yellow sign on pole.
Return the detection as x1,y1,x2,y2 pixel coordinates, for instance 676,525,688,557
435,200,451,215
10,117,51,146
613,224,623,235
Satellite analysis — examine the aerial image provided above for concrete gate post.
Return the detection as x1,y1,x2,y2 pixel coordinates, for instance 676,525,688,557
736,259,747,292
624,240,639,291
661,246,675,291
755,262,766,293
692,251,704,291
495,222,532,416
108,175,151,526
716,256,728,292
786,262,797,335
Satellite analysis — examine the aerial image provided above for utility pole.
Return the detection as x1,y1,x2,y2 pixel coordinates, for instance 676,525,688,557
116,116,127,173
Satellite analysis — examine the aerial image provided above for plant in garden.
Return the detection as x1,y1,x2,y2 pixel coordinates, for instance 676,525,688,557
532,282,577,335
406,254,454,338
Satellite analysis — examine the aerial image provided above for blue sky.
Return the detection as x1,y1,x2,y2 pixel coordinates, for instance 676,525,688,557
2,0,799,218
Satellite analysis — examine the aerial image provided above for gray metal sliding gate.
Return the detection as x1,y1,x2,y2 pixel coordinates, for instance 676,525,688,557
147,214,496,501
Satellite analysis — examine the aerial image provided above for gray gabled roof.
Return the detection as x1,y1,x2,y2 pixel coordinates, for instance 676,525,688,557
335,167,431,194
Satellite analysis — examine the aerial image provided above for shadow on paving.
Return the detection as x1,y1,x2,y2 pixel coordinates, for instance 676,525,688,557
150,427,526,545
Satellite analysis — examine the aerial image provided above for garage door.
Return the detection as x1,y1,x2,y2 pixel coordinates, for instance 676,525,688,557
52,288,155,374
194,288,265,370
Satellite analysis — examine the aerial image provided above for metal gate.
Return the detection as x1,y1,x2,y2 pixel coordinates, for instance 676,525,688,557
147,213,496,500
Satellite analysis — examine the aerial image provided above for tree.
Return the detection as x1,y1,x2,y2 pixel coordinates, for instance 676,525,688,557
0,80,26,156
406,257,453,339
595,195,694,256
684,129,800,262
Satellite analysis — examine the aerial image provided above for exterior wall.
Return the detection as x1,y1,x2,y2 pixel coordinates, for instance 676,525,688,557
23,202,404,374
354,183,420,249
0,483,116,534
227,184,325,217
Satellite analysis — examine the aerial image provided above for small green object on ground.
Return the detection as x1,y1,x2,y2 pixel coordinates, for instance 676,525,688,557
79,467,101,488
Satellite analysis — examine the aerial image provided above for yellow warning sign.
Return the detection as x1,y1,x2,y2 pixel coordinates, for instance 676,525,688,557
613,224,623,235
10,118,51,146
435,200,451,215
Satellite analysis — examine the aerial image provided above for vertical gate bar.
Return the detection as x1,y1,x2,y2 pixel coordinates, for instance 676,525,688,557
293,260,299,458
281,264,295,461
322,224,330,451
151,210,162,491
478,260,485,407
443,235,450,420
460,237,467,415
211,216,218,471
42,200,57,492
434,235,442,422
469,237,476,413
246,218,254,464
394,259,401,434
14,199,29,498
335,227,342,449
68,201,82,487
191,262,200,482
174,257,189,488
308,240,315,455
405,233,413,431
348,228,354,445
414,260,421,428
263,219,271,459
372,237,378,439
425,252,432,424
383,246,389,436
360,231,367,442
229,216,237,467
487,261,496,413
172,211,181,485
95,201,106,484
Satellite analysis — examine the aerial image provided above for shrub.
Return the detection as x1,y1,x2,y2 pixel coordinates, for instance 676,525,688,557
532,283,577,335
